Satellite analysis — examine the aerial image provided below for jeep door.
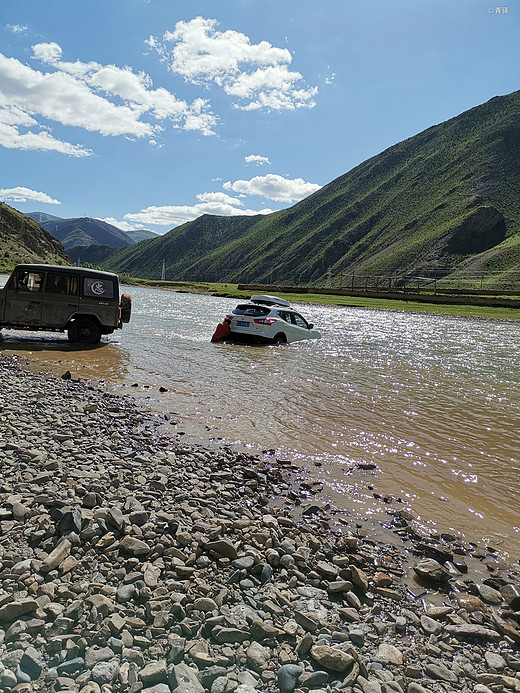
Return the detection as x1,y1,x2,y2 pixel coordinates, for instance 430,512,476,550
3,269,44,326
43,271,79,328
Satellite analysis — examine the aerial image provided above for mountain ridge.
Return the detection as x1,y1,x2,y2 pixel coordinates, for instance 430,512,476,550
74,90,520,286
26,214,135,251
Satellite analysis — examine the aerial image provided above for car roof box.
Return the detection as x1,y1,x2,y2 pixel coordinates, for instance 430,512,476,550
250,294,290,307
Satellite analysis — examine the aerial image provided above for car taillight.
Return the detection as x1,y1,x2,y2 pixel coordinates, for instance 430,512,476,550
254,318,277,325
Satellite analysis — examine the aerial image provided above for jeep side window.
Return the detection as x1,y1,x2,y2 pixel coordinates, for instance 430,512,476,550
46,273,78,296
15,271,43,292
83,277,114,299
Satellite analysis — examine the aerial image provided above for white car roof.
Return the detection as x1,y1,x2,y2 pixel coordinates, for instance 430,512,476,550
249,294,291,308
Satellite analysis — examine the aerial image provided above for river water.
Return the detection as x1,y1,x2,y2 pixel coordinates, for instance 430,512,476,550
1,280,519,556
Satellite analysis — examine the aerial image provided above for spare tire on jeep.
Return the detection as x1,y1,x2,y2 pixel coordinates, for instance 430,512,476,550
120,293,132,323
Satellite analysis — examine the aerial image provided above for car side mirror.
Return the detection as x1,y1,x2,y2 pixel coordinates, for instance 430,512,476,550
308,323,314,329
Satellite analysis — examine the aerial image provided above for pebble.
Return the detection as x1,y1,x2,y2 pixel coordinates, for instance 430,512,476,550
0,354,519,693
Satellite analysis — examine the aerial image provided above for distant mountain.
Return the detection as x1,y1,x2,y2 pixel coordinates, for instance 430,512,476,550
26,212,63,225
39,91,520,286
71,214,262,277
26,215,135,251
0,204,70,270
125,229,159,243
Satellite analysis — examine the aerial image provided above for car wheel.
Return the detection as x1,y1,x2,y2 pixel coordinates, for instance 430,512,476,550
68,319,102,345
272,333,287,345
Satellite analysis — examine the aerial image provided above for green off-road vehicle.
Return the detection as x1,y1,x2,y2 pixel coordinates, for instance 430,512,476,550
0,264,131,345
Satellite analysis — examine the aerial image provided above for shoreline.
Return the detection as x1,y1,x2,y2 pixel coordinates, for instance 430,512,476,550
0,354,519,692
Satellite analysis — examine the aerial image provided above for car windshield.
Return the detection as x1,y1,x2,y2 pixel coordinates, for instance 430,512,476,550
232,304,271,317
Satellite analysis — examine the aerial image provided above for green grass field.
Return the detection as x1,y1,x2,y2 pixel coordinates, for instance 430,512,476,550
132,279,520,320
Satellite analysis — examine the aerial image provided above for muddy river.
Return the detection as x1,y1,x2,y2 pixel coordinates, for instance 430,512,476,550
1,280,519,557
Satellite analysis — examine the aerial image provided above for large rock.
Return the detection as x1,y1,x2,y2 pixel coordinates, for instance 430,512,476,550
375,644,404,665
119,536,151,556
40,538,72,572
413,558,451,583
0,599,39,624
310,645,354,672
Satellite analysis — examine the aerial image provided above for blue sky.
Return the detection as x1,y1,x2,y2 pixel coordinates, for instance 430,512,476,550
1,0,518,234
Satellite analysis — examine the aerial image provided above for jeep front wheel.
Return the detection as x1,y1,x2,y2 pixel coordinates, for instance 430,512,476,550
68,319,102,345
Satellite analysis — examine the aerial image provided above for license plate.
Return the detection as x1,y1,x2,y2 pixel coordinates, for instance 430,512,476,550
236,320,250,327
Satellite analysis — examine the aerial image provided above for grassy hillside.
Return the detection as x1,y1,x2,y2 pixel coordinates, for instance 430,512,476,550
0,203,70,271
69,91,520,286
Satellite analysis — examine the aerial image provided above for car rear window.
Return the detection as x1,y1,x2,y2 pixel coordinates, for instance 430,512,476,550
232,304,271,317
83,277,115,299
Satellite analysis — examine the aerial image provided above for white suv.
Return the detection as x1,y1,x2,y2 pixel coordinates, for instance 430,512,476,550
226,295,321,344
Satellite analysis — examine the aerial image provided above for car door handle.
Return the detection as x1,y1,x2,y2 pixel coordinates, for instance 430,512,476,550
66,303,77,307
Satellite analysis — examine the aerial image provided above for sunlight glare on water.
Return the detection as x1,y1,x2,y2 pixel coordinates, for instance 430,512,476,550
2,281,520,555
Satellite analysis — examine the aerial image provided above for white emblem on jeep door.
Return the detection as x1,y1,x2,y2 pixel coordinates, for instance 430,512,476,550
91,281,105,295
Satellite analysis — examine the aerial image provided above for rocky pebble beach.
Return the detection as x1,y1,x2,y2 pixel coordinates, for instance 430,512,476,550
0,353,520,693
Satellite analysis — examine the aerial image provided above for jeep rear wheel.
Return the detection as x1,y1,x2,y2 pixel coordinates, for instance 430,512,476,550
120,293,132,323
68,319,102,345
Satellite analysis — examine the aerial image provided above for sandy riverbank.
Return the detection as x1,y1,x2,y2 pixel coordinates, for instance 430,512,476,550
0,354,519,693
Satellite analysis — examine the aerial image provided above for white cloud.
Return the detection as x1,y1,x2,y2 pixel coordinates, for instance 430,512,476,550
97,217,138,232
150,17,317,112
223,173,321,203
325,72,336,85
245,154,270,165
7,24,28,35
196,192,243,206
0,41,218,156
124,200,274,228
0,186,61,204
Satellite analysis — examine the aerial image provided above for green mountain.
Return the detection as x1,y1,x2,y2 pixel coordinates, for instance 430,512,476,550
125,229,159,243
65,91,520,286
0,204,70,271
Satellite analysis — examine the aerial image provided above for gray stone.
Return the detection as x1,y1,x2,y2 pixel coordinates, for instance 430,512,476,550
91,659,120,685
424,662,458,683
212,626,249,643
40,537,72,572
310,645,354,672
246,642,270,672
140,660,168,686
15,664,31,684
205,539,238,559
0,670,17,689
117,583,137,603
85,646,116,668
192,598,218,612
420,615,443,635
277,664,303,693
0,599,39,624
56,657,85,676
19,646,43,680
407,685,431,693
120,536,150,556
171,662,205,693
413,558,451,583
375,644,403,666
478,584,503,605
301,670,329,687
